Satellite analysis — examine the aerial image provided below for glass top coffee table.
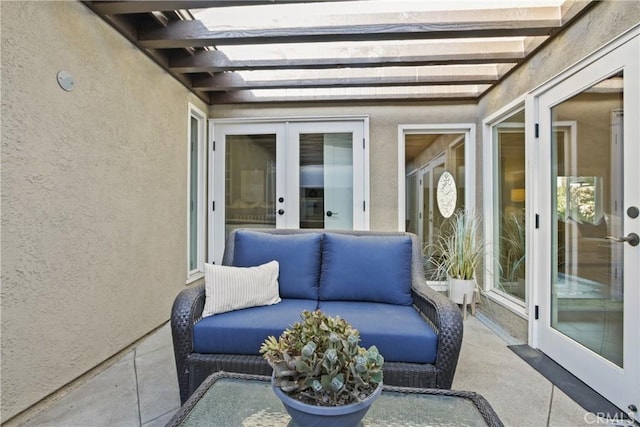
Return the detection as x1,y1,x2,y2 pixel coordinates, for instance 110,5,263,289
167,372,503,427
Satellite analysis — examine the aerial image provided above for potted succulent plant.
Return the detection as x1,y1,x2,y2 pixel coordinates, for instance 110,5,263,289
260,310,384,427
427,209,484,305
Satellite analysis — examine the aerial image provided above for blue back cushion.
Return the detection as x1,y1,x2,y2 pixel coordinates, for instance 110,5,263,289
232,230,322,299
319,233,413,305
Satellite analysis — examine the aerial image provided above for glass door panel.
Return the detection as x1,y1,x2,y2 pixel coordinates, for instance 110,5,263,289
420,167,431,250
431,163,446,244
323,133,353,230
289,121,365,230
420,156,446,279
453,143,466,212
406,172,419,234
211,123,287,264
551,72,624,367
224,134,277,236
299,133,353,229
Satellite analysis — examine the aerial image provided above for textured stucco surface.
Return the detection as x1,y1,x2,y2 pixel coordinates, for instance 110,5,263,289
1,2,207,420
479,1,640,120
209,103,477,230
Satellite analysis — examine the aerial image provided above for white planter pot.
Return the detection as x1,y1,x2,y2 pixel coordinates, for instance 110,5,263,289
448,278,476,304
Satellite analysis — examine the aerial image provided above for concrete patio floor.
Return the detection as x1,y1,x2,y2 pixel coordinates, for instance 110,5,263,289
7,314,593,427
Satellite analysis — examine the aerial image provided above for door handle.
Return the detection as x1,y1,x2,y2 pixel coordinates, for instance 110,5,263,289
326,211,338,217
605,233,639,247
276,209,285,216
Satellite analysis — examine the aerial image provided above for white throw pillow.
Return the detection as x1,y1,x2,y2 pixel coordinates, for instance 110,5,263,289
202,261,281,317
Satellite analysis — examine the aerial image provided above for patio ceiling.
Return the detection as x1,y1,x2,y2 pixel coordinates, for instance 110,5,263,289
83,0,595,105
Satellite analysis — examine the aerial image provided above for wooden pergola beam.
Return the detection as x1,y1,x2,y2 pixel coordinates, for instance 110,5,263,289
139,17,562,49
192,72,498,91
87,1,342,14
210,90,485,104
170,49,523,73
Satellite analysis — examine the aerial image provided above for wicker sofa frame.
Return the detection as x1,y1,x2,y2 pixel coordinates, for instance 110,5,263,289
171,229,464,404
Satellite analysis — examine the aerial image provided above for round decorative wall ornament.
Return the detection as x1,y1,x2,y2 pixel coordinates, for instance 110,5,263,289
436,171,457,218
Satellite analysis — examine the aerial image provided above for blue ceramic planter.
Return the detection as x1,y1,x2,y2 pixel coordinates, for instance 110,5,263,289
272,382,382,427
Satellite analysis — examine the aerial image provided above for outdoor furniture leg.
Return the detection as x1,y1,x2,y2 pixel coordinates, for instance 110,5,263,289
471,291,477,317
462,294,468,320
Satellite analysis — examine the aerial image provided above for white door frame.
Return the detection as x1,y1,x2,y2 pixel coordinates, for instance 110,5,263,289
397,124,476,232
417,152,447,251
527,27,640,418
287,121,366,231
209,116,370,264
209,121,287,264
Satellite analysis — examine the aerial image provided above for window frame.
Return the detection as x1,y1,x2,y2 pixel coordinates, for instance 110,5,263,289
482,96,529,317
187,103,207,282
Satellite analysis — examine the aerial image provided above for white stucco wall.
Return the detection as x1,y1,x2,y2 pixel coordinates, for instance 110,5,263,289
1,2,207,420
479,1,640,120
209,103,477,231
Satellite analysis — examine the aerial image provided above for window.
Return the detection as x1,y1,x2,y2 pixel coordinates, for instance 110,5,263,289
188,104,206,280
484,106,527,308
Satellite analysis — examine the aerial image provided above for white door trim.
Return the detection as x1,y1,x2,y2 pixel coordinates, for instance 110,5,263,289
417,152,446,251
287,121,367,230
209,116,370,263
397,124,476,232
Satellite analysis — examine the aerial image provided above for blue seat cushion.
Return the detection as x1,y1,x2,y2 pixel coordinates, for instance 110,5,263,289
232,230,322,300
193,299,318,355
319,233,413,305
318,301,437,364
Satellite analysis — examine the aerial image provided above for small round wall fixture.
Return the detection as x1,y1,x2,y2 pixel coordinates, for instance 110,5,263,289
57,70,75,92
436,171,457,218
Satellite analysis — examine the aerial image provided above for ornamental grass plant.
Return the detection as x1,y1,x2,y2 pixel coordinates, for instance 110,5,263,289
427,209,484,281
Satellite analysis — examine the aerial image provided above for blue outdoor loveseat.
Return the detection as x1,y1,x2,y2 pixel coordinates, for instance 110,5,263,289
171,229,463,404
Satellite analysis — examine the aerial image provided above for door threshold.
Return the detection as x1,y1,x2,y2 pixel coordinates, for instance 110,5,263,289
508,344,630,422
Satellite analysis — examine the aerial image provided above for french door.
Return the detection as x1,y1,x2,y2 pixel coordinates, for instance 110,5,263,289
210,120,366,263
419,155,446,257
536,36,639,418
